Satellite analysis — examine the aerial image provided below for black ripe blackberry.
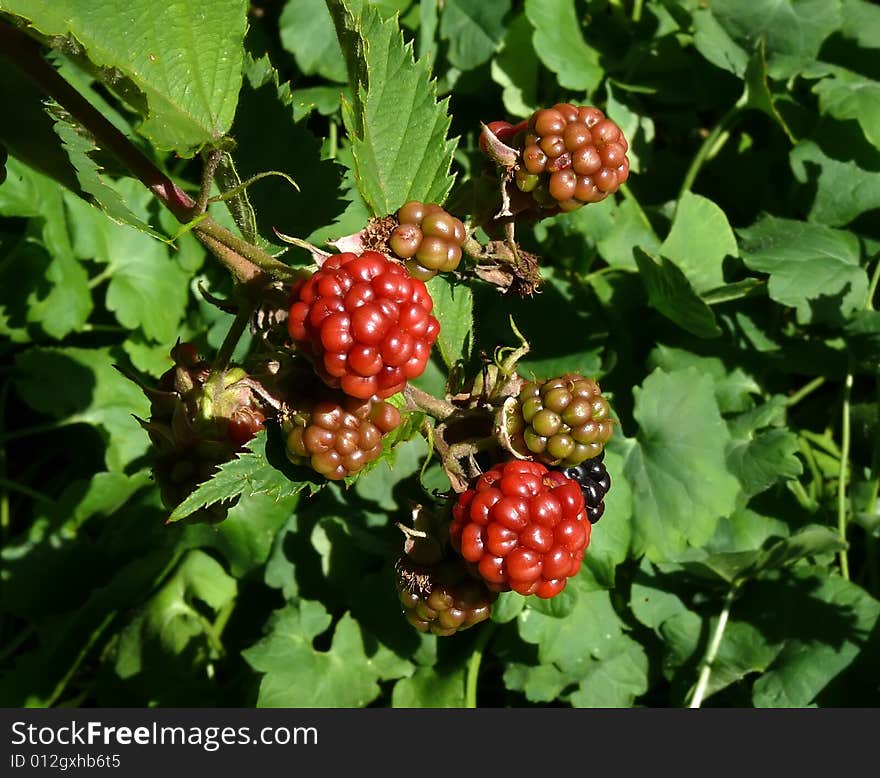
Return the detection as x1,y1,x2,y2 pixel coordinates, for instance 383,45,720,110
562,451,611,524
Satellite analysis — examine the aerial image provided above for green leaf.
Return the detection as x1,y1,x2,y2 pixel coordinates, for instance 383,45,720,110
168,431,324,523
811,67,880,149
229,54,346,245
605,83,655,174
512,587,649,707
567,636,649,708
748,526,848,578
14,347,150,470
707,0,843,79
440,0,510,71
50,113,162,238
490,12,539,118
622,368,740,560
280,0,348,82
633,248,722,338
840,0,880,48
524,0,602,93
692,5,749,77
243,600,412,707
661,192,738,293
737,215,867,322
330,2,456,215
63,184,191,343
114,550,236,680
790,136,880,226
0,0,248,155
741,43,796,142
0,156,92,340
491,591,526,624
391,666,466,707
425,275,472,368
748,570,880,707
727,427,803,500
183,492,298,578
647,344,760,414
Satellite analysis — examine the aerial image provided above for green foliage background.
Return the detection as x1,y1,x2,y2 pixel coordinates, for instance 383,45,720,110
0,0,879,707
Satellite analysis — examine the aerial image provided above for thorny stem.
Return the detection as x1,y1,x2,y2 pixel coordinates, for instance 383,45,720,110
837,370,853,581
404,385,457,420
0,22,293,283
689,586,737,708
465,622,496,708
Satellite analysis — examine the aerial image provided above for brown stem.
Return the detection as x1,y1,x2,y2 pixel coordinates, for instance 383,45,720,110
197,148,224,215
0,21,294,283
404,385,457,420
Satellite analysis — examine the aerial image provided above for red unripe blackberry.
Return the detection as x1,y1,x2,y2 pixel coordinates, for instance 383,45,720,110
396,557,496,636
450,460,592,598
506,374,613,466
387,201,467,281
283,392,401,480
288,250,440,399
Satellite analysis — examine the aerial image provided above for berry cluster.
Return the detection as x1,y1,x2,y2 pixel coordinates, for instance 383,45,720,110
138,343,267,523
450,460,591,598
283,393,401,480
388,201,467,281
507,374,613,466
396,558,496,636
563,451,611,524
288,250,440,400
485,104,630,214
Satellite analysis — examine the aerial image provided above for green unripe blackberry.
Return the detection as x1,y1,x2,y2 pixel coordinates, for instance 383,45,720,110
507,373,614,466
388,200,466,281
395,556,496,636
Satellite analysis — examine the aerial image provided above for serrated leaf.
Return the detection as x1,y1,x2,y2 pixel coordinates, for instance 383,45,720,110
623,368,740,560
707,0,843,79
738,215,867,322
0,0,248,155
662,192,738,293
168,431,325,523
329,2,456,215
692,6,749,77
14,346,150,470
281,0,348,82
634,247,722,338
425,275,472,368
524,0,602,93
243,600,411,707
440,0,510,71
490,13,538,118
50,113,161,238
